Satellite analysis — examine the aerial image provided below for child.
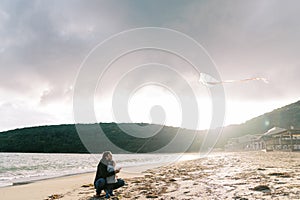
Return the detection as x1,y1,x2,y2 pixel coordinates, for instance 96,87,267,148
105,160,117,198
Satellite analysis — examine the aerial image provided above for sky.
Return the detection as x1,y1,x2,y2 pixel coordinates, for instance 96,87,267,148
0,0,300,132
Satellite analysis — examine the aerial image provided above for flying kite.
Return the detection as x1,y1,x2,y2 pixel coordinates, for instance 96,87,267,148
199,73,269,87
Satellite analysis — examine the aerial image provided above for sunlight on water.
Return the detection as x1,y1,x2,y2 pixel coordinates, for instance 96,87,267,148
178,153,201,161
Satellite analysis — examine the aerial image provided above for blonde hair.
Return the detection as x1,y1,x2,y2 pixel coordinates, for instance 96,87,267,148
102,151,112,160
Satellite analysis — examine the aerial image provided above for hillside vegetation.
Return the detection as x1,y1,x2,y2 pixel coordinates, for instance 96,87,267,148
0,123,204,153
0,100,299,153
217,100,300,147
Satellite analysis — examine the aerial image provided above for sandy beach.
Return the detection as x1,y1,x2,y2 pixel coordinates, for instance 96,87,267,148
0,164,159,200
1,151,299,200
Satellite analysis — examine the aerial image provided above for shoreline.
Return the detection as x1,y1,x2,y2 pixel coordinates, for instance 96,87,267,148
1,162,176,189
0,152,202,189
0,152,201,188
0,171,95,188
1,152,299,199
0,172,96,200
0,163,164,200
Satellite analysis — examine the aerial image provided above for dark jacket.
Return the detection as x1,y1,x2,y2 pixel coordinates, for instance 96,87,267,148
94,160,115,183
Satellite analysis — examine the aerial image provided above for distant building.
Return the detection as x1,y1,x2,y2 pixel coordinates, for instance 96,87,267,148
225,127,300,152
262,127,300,152
225,134,265,151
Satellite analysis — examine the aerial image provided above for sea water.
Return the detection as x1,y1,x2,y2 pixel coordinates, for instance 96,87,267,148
0,152,200,187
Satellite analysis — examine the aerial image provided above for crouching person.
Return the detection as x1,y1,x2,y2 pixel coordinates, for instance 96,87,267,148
94,151,125,198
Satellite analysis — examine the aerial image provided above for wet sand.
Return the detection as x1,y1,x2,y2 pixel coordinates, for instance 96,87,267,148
0,165,158,200
1,152,299,200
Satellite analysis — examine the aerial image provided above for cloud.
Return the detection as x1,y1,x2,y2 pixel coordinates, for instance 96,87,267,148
0,101,57,131
39,84,73,105
0,0,132,104
1,0,299,103
0,0,300,131
169,0,300,101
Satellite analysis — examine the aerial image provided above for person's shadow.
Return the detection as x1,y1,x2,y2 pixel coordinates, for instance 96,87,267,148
89,195,119,200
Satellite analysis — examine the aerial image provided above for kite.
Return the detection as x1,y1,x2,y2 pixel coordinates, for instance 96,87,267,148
199,73,269,87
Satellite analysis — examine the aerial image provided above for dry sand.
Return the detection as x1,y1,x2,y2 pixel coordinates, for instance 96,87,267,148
1,152,299,200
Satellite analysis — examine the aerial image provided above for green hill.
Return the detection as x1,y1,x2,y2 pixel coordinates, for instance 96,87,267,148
0,100,299,153
0,123,204,153
216,100,300,147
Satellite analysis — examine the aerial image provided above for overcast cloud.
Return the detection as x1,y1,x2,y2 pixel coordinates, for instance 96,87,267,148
0,0,299,131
